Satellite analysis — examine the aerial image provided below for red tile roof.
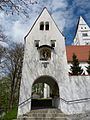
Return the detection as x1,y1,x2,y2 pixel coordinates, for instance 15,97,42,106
66,46,90,62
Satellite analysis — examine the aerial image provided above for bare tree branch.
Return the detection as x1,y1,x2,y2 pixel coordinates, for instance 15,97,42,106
0,0,40,17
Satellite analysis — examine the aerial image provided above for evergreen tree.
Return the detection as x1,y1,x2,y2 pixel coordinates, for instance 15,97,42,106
70,53,83,75
86,52,90,75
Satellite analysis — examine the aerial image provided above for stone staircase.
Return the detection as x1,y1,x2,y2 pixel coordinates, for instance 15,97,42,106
17,108,90,120
18,108,67,120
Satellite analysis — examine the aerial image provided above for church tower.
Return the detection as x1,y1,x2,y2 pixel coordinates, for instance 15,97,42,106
18,7,70,116
74,16,90,45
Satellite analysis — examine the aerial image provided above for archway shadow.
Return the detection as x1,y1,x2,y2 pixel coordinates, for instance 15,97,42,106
31,75,60,110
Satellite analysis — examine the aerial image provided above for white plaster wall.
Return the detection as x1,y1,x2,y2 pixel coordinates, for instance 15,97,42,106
78,31,90,45
61,76,90,114
74,30,90,45
18,8,70,116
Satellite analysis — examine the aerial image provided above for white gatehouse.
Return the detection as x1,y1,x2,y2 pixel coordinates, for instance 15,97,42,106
18,8,90,116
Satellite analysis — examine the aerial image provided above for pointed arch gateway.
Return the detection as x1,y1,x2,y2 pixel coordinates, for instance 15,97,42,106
31,75,60,109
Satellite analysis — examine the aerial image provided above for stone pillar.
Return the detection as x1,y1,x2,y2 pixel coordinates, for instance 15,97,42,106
44,83,48,98
44,84,50,98
47,85,50,98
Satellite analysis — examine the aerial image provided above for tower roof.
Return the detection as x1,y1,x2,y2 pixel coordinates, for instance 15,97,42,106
24,7,65,42
79,16,87,25
74,16,90,40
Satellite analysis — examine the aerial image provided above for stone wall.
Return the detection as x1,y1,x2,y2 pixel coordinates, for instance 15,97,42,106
61,75,90,114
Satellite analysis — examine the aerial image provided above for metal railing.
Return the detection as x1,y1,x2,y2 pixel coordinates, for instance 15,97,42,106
19,97,32,106
18,96,90,106
60,97,90,104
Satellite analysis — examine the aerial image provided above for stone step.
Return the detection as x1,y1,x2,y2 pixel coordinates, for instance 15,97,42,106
18,109,90,120
18,117,67,120
29,108,62,113
28,110,62,114
24,113,66,117
18,108,67,120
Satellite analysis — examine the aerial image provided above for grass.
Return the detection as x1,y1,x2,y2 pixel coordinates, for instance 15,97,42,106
2,98,52,119
2,107,18,120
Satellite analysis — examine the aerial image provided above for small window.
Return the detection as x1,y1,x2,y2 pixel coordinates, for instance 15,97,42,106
82,33,88,37
81,27,83,29
51,40,56,47
85,42,89,45
35,40,40,47
85,27,86,29
45,22,49,30
40,22,44,30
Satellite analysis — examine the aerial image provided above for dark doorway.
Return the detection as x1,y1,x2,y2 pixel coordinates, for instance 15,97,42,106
31,76,59,109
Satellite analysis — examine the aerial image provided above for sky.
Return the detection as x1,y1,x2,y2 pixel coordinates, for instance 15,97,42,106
0,0,90,45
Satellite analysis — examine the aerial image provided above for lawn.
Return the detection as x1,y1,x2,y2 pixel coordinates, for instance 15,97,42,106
2,107,18,120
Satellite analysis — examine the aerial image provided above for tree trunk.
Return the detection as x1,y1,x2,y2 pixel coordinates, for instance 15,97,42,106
9,73,16,110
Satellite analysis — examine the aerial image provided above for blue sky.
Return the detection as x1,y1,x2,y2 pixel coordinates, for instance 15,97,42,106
0,0,90,45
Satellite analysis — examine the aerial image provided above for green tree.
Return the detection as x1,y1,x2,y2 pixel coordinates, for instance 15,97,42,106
32,83,44,97
0,76,11,113
70,53,83,75
0,43,24,109
86,52,90,75
8,43,24,109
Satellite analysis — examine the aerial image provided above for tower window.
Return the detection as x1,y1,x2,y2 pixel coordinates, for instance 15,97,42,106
40,22,44,30
82,33,88,37
51,40,56,47
85,42,89,45
45,22,49,30
35,40,40,47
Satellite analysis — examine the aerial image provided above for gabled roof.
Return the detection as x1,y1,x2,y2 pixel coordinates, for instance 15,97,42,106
66,46,90,62
24,7,65,43
79,16,87,25
73,16,89,40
